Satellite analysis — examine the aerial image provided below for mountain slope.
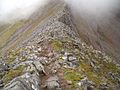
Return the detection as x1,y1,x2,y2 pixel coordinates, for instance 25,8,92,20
0,1,120,90
0,0,64,54
72,10,120,64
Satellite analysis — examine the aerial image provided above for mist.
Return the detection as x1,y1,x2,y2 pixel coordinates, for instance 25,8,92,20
65,0,120,34
0,0,49,24
0,0,120,24
65,0,120,22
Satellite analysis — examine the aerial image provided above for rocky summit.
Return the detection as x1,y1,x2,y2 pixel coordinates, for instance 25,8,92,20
0,1,120,90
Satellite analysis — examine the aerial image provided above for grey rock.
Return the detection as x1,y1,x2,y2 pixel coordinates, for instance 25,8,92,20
45,76,60,90
0,80,4,88
99,83,109,90
68,56,77,62
0,63,9,73
4,73,40,90
38,47,42,52
39,57,48,65
67,80,72,85
4,80,28,90
77,77,95,90
62,55,68,61
33,60,46,75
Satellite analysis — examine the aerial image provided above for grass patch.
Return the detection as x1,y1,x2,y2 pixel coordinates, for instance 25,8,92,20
79,63,103,86
3,65,25,84
64,68,83,89
0,21,24,49
51,39,63,51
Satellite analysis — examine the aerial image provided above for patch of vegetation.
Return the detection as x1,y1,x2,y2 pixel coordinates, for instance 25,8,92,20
64,69,83,82
64,68,83,89
79,63,102,85
3,65,25,84
50,39,63,51
21,56,27,61
62,36,120,88
0,21,24,49
6,51,17,64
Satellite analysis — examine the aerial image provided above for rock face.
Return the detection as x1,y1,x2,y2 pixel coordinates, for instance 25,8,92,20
0,1,120,90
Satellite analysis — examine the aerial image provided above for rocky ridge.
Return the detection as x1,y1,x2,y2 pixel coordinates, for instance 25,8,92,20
0,4,120,90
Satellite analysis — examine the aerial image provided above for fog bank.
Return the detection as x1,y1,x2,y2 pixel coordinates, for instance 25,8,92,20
0,0,120,24
65,0,120,21
0,0,49,24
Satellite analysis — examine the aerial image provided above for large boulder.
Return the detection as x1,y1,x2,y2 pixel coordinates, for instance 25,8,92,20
44,76,61,90
4,73,40,90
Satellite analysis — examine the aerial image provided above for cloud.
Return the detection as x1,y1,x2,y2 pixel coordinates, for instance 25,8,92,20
0,0,120,24
65,0,120,20
0,0,49,24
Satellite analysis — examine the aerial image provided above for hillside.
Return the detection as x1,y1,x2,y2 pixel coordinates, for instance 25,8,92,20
0,1,120,90
0,0,64,54
72,10,120,64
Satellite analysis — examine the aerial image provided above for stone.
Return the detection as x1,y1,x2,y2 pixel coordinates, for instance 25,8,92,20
64,52,72,56
4,81,27,90
48,52,54,58
45,76,60,90
99,83,109,90
4,73,40,90
62,55,67,61
38,47,42,52
0,80,4,88
77,77,95,90
67,62,76,68
67,80,72,85
26,64,36,73
28,54,37,60
0,80,3,84
0,83,4,88
68,56,77,61
90,62,95,68
33,60,46,75
0,63,9,73
38,56,48,64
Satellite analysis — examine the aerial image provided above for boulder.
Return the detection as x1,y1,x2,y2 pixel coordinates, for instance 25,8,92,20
4,73,40,90
68,56,77,62
77,77,95,90
33,60,46,75
44,76,61,90
0,80,4,88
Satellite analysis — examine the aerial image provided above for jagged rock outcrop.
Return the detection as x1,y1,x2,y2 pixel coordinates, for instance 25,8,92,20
0,2,120,90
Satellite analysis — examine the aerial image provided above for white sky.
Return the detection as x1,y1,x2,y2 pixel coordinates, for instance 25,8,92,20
0,0,48,23
0,0,119,24
65,0,120,19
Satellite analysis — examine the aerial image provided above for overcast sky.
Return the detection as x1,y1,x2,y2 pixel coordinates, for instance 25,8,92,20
0,0,120,24
65,0,120,19
0,0,48,23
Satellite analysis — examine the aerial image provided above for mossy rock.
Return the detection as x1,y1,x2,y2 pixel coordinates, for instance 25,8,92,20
64,68,83,89
3,65,25,84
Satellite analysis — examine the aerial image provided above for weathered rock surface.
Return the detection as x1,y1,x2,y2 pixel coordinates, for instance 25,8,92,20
44,76,60,90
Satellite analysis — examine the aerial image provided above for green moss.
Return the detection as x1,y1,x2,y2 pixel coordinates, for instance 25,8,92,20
51,39,63,51
64,68,83,89
3,65,25,84
79,63,103,86
6,52,17,64
21,56,27,61
6,58,16,64
64,69,82,82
